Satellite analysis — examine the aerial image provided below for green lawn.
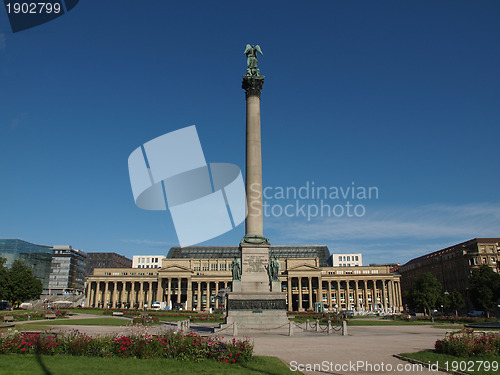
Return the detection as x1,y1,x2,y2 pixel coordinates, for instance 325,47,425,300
399,350,500,375
18,318,132,330
0,355,294,375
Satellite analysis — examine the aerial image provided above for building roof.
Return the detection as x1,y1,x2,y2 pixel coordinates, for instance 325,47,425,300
402,238,500,267
167,245,331,267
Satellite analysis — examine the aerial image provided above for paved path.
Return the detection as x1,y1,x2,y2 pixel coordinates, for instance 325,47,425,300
250,325,449,375
10,314,451,375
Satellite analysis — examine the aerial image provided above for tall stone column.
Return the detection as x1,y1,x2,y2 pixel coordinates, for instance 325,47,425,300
221,45,288,332
287,278,293,312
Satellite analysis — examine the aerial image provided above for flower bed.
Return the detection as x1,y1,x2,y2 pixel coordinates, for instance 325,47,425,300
0,330,253,363
435,329,500,357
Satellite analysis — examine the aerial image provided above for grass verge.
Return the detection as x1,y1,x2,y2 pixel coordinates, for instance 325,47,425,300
0,354,294,374
399,350,500,375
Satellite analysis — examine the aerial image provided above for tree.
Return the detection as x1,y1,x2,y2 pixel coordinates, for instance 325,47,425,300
6,259,42,307
469,265,500,317
442,290,465,317
408,272,442,315
0,257,8,301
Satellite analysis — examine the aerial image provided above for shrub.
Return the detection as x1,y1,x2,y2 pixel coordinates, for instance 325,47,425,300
435,329,500,357
0,330,253,363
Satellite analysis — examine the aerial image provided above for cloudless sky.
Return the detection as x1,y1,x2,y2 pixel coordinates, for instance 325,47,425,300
1,0,499,265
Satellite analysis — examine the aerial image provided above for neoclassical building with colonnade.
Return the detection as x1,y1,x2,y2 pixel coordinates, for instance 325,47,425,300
86,246,402,313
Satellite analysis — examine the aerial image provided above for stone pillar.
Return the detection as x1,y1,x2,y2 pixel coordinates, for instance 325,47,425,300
328,281,333,311
287,278,293,312
119,282,125,306
298,278,303,312
317,277,323,310
197,282,201,312
112,282,118,308
215,281,219,309
354,280,359,311
382,280,387,311
363,280,369,310
308,277,313,310
372,280,377,311
346,280,350,310
157,278,163,303
104,282,109,308
187,279,192,311
243,76,265,237
166,278,171,308
147,281,153,308
139,282,144,308
336,281,341,311
388,280,394,311
89,282,95,307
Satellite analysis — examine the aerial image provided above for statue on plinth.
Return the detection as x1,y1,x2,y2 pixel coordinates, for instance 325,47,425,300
244,44,263,76
268,257,280,282
231,257,241,281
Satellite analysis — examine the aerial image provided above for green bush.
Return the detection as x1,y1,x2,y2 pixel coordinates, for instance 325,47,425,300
0,330,254,363
435,329,500,357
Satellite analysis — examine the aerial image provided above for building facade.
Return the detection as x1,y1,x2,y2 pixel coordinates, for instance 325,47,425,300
85,252,132,276
329,253,363,267
132,255,166,269
0,239,52,292
48,246,87,295
398,238,500,307
86,246,402,312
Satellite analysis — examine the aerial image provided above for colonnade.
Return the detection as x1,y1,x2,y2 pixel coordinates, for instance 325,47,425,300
285,277,402,312
86,276,402,312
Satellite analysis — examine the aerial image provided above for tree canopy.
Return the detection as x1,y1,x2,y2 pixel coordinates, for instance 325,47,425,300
407,272,443,314
469,265,500,314
0,258,42,306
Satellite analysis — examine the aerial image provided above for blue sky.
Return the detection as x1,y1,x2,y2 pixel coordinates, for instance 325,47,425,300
1,1,499,265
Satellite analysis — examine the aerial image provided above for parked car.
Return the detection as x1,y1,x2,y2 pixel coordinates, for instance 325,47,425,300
0,301,12,310
467,311,485,317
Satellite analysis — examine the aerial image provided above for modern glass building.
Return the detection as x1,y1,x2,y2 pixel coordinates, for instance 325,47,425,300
0,239,53,291
48,245,87,294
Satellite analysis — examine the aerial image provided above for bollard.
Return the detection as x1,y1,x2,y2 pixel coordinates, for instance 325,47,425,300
233,321,238,337
305,319,309,331
327,320,332,335
342,320,347,336
289,321,294,336
315,319,320,332
176,321,181,333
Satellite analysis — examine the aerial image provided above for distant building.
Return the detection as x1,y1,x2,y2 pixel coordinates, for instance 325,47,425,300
329,253,362,267
132,255,166,269
398,238,500,308
86,245,402,312
85,252,132,276
48,245,87,295
0,239,52,292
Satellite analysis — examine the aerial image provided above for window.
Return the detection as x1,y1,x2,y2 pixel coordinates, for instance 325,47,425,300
355,256,359,261
347,256,351,261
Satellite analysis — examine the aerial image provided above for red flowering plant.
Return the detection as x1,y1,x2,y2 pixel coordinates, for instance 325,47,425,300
435,329,500,357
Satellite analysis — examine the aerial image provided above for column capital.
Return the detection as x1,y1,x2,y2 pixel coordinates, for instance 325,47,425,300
242,75,265,98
